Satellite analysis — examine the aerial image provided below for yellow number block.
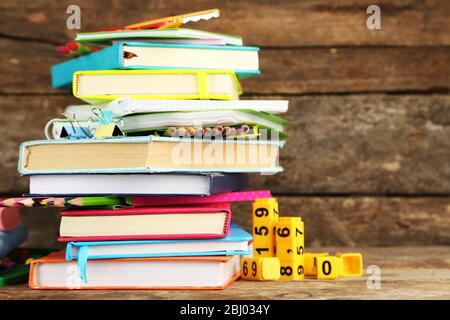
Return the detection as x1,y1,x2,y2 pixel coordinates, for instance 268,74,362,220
304,253,329,276
316,256,342,280
253,222,275,257
276,241,304,260
240,257,281,281
252,198,279,224
336,253,363,277
275,217,304,244
279,257,305,281
252,198,279,257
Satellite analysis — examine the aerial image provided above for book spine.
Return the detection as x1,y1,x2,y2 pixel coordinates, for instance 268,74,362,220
209,174,250,194
52,44,122,89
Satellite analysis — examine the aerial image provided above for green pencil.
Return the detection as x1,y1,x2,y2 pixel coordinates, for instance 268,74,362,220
68,196,122,207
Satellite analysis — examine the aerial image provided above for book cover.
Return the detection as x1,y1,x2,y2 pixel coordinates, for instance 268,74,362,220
52,42,260,89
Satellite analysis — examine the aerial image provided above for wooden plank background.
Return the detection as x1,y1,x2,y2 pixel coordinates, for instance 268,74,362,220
0,0,449,247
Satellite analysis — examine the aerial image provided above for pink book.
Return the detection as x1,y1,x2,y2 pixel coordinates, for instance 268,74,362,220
58,203,231,242
128,190,272,207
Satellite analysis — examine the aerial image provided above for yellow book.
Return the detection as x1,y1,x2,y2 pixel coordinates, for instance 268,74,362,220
73,69,243,104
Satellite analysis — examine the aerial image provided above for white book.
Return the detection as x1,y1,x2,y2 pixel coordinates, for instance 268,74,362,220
51,109,287,138
28,173,248,196
62,98,288,121
29,251,241,289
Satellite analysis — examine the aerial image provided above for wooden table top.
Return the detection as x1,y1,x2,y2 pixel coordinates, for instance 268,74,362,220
1,246,449,300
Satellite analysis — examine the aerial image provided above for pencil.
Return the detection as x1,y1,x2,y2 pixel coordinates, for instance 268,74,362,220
68,197,122,207
1,197,27,207
18,198,44,207
40,197,67,207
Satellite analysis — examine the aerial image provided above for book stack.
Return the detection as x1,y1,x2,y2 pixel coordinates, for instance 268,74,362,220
19,10,289,289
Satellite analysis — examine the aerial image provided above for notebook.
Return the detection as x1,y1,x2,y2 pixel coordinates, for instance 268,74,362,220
63,99,289,119
51,109,287,138
65,224,250,283
58,203,231,242
128,190,272,207
28,173,249,196
66,224,251,260
75,28,243,46
19,136,284,175
29,250,240,289
73,69,243,104
52,42,260,88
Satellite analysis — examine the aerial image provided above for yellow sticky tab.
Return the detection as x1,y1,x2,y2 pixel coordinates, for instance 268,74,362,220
94,124,123,138
275,217,304,245
336,253,363,277
279,257,305,281
241,257,280,281
316,256,342,280
304,253,329,276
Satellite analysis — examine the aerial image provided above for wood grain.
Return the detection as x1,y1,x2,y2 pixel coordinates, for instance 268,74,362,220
17,195,450,248
232,196,450,246
1,37,449,94
0,0,449,46
1,247,449,299
1,94,449,194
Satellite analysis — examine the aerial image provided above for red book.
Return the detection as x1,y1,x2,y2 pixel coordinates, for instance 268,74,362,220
58,204,231,242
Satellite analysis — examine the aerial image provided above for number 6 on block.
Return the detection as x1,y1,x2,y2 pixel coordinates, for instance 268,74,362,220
240,257,281,281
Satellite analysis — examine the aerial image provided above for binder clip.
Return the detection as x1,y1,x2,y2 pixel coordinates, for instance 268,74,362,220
53,111,93,139
92,109,124,138
60,125,93,139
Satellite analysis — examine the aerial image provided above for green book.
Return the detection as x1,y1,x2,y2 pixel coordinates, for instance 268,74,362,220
75,28,243,46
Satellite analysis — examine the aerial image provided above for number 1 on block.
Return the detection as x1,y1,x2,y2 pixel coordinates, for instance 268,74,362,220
252,198,279,257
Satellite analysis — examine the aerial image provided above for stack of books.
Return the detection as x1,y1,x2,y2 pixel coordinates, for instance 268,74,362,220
19,9,289,289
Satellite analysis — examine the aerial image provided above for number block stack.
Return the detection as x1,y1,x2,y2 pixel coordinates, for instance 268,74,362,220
275,217,304,280
241,197,364,281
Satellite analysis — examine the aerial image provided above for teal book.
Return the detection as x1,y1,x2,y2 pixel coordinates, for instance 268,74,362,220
51,42,260,89
19,136,284,175
65,223,251,284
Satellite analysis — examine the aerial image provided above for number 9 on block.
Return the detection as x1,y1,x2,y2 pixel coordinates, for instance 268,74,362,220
240,257,281,281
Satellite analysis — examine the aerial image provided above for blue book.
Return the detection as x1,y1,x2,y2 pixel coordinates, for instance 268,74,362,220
0,223,27,258
66,224,252,283
51,42,260,89
19,136,285,175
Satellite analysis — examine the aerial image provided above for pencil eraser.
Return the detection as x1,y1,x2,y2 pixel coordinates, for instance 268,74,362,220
0,207,21,231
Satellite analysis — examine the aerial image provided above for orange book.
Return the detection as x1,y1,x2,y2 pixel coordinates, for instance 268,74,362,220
29,250,240,290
